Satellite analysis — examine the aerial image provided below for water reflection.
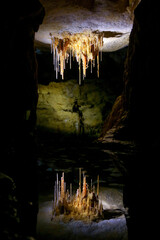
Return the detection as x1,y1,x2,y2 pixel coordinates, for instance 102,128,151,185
36,130,127,240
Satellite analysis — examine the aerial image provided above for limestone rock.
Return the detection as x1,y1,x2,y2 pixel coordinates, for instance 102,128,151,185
37,79,115,137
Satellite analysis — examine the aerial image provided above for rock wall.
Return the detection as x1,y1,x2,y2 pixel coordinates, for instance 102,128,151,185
1,1,44,239
37,79,116,137
0,173,20,240
67,0,95,9
100,0,160,239
101,0,160,141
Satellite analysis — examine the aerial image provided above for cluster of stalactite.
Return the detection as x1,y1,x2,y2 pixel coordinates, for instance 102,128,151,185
50,31,103,84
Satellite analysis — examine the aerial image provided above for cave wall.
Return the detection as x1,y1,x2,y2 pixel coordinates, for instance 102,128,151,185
1,1,44,239
67,0,95,9
101,0,160,239
37,79,116,137
124,0,160,143
101,0,160,142
124,3,160,238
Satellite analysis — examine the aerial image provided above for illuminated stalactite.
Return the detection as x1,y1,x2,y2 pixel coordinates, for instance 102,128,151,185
50,32,103,84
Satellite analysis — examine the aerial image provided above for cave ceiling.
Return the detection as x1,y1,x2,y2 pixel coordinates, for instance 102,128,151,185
35,0,140,52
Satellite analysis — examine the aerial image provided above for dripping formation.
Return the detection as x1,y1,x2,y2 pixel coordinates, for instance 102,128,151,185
52,169,103,221
50,32,104,84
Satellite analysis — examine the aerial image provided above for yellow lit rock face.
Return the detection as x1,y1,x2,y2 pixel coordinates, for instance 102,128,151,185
37,79,115,136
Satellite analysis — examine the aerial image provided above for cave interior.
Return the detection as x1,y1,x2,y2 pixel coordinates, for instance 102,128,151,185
1,0,160,240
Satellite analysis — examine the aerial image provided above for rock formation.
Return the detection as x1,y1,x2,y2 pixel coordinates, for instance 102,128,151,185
100,0,160,239
37,79,117,137
1,0,44,239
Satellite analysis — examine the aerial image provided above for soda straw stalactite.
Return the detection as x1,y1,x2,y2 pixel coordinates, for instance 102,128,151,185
50,32,103,85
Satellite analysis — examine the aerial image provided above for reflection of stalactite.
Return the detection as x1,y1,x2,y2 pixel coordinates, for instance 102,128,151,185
52,169,102,219
61,172,65,200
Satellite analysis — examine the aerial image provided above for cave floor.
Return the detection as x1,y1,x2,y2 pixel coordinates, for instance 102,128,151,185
36,129,131,240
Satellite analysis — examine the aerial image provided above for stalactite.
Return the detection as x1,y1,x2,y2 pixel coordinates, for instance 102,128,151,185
50,32,103,84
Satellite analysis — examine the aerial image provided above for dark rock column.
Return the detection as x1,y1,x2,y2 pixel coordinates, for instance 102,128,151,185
123,1,160,238
0,173,20,240
1,0,44,239
100,0,160,239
